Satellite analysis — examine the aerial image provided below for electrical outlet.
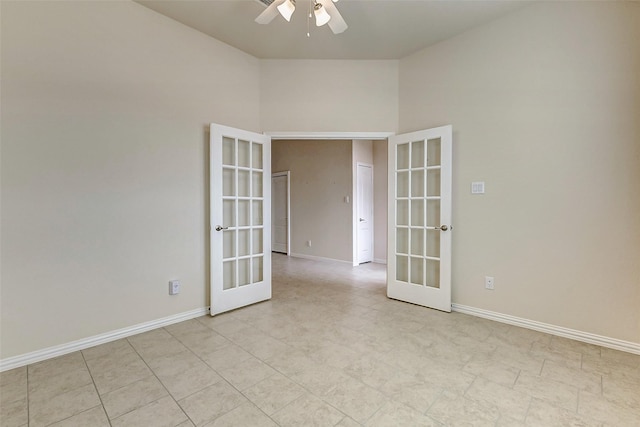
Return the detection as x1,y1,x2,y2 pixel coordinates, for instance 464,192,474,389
307,240,312,247
169,280,180,295
485,276,494,290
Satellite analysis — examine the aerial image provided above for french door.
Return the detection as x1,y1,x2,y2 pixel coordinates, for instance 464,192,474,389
210,124,271,315
387,126,452,312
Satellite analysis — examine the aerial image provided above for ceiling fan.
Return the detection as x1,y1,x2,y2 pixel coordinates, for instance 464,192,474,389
255,0,348,35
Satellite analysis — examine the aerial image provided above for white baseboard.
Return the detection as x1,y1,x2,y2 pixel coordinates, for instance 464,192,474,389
373,258,387,265
290,252,353,264
452,303,640,355
0,307,210,372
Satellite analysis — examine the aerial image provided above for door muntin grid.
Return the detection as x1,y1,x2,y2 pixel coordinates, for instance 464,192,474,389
395,138,442,288
222,137,265,290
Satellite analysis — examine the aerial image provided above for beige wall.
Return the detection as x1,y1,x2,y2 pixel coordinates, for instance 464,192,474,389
272,140,353,263
0,1,260,358
373,140,388,263
260,60,399,132
3,0,638,362
400,2,640,343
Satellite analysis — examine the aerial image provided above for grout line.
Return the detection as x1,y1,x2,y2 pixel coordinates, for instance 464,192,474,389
26,364,30,426
80,351,113,427
124,335,195,426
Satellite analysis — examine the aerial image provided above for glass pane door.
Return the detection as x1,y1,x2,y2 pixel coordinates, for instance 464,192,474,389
388,126,452,312
210,124,271,315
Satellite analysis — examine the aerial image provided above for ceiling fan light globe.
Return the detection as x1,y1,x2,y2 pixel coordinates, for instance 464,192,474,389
314,4,331,26
277,0,296,22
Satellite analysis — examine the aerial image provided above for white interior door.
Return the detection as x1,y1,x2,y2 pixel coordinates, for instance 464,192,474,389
357,163,374,264
210,123,271,315
271,171,289,255
387,125,452,312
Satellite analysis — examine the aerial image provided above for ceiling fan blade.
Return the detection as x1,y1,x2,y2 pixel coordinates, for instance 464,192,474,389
255,0,286,25
318,0,348,34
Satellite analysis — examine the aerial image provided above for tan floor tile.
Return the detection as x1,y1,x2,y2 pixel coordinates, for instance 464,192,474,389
177,381,246,425
463,358,520,387
600,347,640,368
166,320,231,352
451,314,495,341
549,336,602,358
601,374,640,408
365,400,440,427
514,372,578,412
0,377,27,404
201,403,277,427
127,330,188,361
47,405,110,427
415,359,477,394
307,341,362,370
101,375,169,419
427,390,499,426
230,331,293,361
28,352,86,382
178,333,232,359
200,343,254,372
243,372,305,415
0,396,28,427
218,356,277,390
496,415,527,427
323,377,388,424
28,368,93,402
484,345,545,375
146,349,204,378
289,365,353,397
346,334,395,357
81,339,136,361
29,383,101,427
195,312,237,329
525,398,600,427
271,393,345,427
111,396,188,427
541,360,602,393
465,377,531,421
337,416,362,427
157,362,223,400
9,256,640,427
86,353,152,395
0,367,27,385
344,355,398,389
199,316,251,337
530,342,582,370
165,318,212,337
380,371,442,413
578,390,640,425
581,354,640,383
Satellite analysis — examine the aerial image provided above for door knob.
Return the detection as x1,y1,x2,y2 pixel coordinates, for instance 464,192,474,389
439,225,448,231
359,218,365,222
215,225,229,232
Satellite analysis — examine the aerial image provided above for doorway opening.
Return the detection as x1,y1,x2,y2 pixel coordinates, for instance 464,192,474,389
270,136,389,267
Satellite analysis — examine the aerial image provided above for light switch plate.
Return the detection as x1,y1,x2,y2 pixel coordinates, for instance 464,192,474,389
471,182,485,194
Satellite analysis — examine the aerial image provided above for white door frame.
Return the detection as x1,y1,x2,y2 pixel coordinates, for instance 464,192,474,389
354,162,374,265
271,171,291,256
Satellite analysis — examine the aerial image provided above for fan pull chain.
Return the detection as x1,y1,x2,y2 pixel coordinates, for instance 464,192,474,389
307,0,311,37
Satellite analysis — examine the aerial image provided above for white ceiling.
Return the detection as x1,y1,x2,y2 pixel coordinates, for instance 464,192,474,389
136,0,532,60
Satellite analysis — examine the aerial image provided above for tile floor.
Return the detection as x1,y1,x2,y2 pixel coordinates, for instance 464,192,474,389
1,254,639,426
